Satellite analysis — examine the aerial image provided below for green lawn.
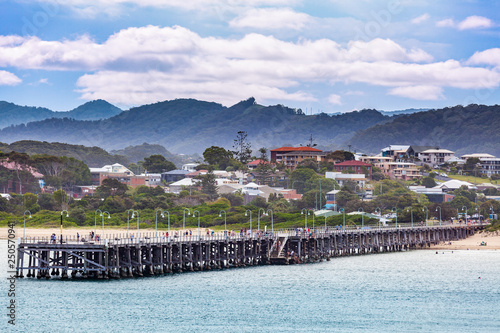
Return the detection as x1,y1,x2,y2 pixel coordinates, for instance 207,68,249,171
447,174,496,185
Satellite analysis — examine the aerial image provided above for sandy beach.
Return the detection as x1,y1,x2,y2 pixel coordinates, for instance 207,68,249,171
428,231,500,250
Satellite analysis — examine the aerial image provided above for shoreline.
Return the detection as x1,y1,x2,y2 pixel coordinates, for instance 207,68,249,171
426,232,500,250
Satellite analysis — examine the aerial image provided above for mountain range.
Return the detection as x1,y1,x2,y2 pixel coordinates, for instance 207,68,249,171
0,98,498,157
0,99,122,129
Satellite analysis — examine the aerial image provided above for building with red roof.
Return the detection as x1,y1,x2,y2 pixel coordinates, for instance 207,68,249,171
270,147,325,171
333,160,372,179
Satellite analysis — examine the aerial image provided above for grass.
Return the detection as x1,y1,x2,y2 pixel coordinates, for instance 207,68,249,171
438,172,497,185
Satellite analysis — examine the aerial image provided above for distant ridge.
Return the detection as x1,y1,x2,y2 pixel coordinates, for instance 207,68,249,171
0,97,390,154
0,99,122,129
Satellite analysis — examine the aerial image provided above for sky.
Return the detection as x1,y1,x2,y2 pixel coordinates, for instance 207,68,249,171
0,0,499,112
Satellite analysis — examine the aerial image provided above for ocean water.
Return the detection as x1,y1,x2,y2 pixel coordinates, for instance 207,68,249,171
1,240,499,332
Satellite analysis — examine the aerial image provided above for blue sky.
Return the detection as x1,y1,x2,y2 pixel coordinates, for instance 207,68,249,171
0,0,499,112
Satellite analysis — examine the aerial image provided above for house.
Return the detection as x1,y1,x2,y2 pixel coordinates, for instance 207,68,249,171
417,149,455,166
407,146,440,158
246,159,274,170
0,160,44,194
182,163,199,172
168,178,200,194
381,145,410,161
358,155,393,164
461,153,495,160
270,147,325,171
375,162,421,181
89,163,149,188
240,182,282,204
478,157,500,177
161,170,190,183
325,172,367,187
333,161,372,179
433,179,476,192
279,188,301,201
409,186,455,203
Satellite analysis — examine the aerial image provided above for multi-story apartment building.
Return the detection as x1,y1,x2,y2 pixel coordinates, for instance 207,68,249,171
376,162,422,181
270,147,325,171
417,149,455,166
479,157,500,176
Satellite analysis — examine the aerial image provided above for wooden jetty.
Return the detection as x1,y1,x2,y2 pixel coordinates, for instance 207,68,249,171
16,224,482,280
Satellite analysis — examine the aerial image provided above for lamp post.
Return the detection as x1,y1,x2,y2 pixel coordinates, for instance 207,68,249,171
308,209,315,230
94,209,102,238
407,207,413,227
392,207,397,228
245,209,252,235
219,210,227,238
340,208,345,230
358,208,364,228
193,210,201,240
436,206,442,226
135,210,140,239
23,210,32,241
318,179,322,211
375,207,381,229
183,208,191,234
258,208,266,231
266,209,274,234
126,209,135,238
422,207,428,226
60,210,69,244
163,210,170,238
324,215,327,231
301,208,309,229
462,206,468,224
101,211,110,242
155,208,165,238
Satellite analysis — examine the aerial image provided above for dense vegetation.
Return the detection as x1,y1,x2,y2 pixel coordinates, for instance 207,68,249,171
0,97,391,154
0,99,122,129
0,141,128,167
349,104,500,156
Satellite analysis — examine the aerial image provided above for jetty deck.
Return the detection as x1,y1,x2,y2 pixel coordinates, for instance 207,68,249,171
16,224,482,280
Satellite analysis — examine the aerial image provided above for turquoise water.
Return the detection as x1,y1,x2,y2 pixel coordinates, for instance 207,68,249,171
1,240,499,332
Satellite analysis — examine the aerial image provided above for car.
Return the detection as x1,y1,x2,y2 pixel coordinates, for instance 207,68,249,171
440,173,448,177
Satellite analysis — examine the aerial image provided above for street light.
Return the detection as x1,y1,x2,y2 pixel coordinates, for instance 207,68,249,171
126,209,136,238
422,207,428,226
258,208,266,231
407,207,413,227
60,210,69,244
155,208,165,238
95,209,102,238
163,210,171,239
219,210,227,238
308,209,315,230
183,208,191,234
193,210,201,240
392,207,398,228
245,210,252,235
462,206,468,224
436,206,442,226
135,210,140,238
375,207,381,229
266,209,274,234
340,208,345,230
23,210,32,241
318,178,322,211
101,211,111,242
358,208,364,228
301,208,309,229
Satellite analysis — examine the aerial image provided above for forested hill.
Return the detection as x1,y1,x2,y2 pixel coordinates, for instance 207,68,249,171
0,99,122,129
348,104,500,156
0,141,128,167
0,97,391,154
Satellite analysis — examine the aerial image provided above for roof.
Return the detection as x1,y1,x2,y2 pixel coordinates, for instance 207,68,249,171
163,169,190,175
335,160,372,167
409,146,439,154
271,146,322,152
0,161,44,178
461,153,496,159
420,149,454,154
382,145,410,152
434,179,475,190
247,159,273,166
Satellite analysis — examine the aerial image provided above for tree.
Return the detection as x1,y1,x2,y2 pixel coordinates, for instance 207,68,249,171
255,148,273,185
464,157,481,175
96,178,129,198
233,131,252,164
422,177,437,188
290,168,316,194
199,170,218,200
203,146,233,169
142,155,176,173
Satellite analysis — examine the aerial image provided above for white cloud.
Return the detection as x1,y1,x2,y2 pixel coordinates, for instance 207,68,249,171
388,85,444,100
327,94,342,105
229,8,311,30
468,48,500,67
458,15,493,30
1,26,499,105
436,16,494,30
436,18,455,28
0,70,21,86
411,13,430,24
